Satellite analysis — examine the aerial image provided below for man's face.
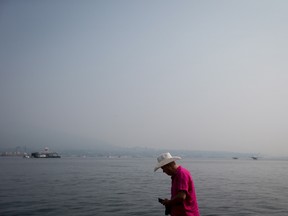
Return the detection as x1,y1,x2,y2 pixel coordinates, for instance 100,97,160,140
161,163,172,176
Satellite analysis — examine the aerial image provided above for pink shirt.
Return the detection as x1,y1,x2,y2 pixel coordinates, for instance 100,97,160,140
171,166,200,216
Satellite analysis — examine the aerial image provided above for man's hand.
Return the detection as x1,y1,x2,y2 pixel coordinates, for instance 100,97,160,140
163,191,187,206
162,199,171,206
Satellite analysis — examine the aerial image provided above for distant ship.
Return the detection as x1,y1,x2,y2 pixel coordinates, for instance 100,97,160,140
251,156,258,160
232,157,238,159
23,153,30,158
31,147,61,158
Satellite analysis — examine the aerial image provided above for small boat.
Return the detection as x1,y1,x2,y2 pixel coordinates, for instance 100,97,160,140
232,157,238,159
23,153,30,158
251,156,258,160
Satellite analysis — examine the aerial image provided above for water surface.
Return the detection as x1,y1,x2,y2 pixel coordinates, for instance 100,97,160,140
0,157,287,216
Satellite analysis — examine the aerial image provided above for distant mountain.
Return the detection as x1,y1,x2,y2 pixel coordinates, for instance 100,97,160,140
1,129,286,159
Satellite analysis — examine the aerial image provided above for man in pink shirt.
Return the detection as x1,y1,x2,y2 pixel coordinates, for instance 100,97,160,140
154,152,200,216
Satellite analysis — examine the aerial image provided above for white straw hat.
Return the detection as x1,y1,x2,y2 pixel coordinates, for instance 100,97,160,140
154,152,181,172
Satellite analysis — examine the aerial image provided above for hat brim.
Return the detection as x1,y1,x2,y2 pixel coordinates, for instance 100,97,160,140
154,156,181,172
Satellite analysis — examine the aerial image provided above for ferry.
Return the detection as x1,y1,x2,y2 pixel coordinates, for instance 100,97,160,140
31,147,61,158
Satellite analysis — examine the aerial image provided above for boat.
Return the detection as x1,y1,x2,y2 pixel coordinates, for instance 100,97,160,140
23,153,30,158
251,156,258,160
232,157,238,159
31,147,61,158
23,146,30,158
31,152,61,158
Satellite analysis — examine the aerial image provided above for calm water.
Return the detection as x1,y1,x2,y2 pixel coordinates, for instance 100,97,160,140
0,157,288,216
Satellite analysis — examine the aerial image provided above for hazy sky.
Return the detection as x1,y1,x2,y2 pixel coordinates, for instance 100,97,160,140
1,0,288,156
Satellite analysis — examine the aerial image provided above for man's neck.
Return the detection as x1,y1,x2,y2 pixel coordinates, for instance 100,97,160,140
171,164,179,175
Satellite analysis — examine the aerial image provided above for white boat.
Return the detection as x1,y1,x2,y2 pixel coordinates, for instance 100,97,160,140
23,153,30,158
